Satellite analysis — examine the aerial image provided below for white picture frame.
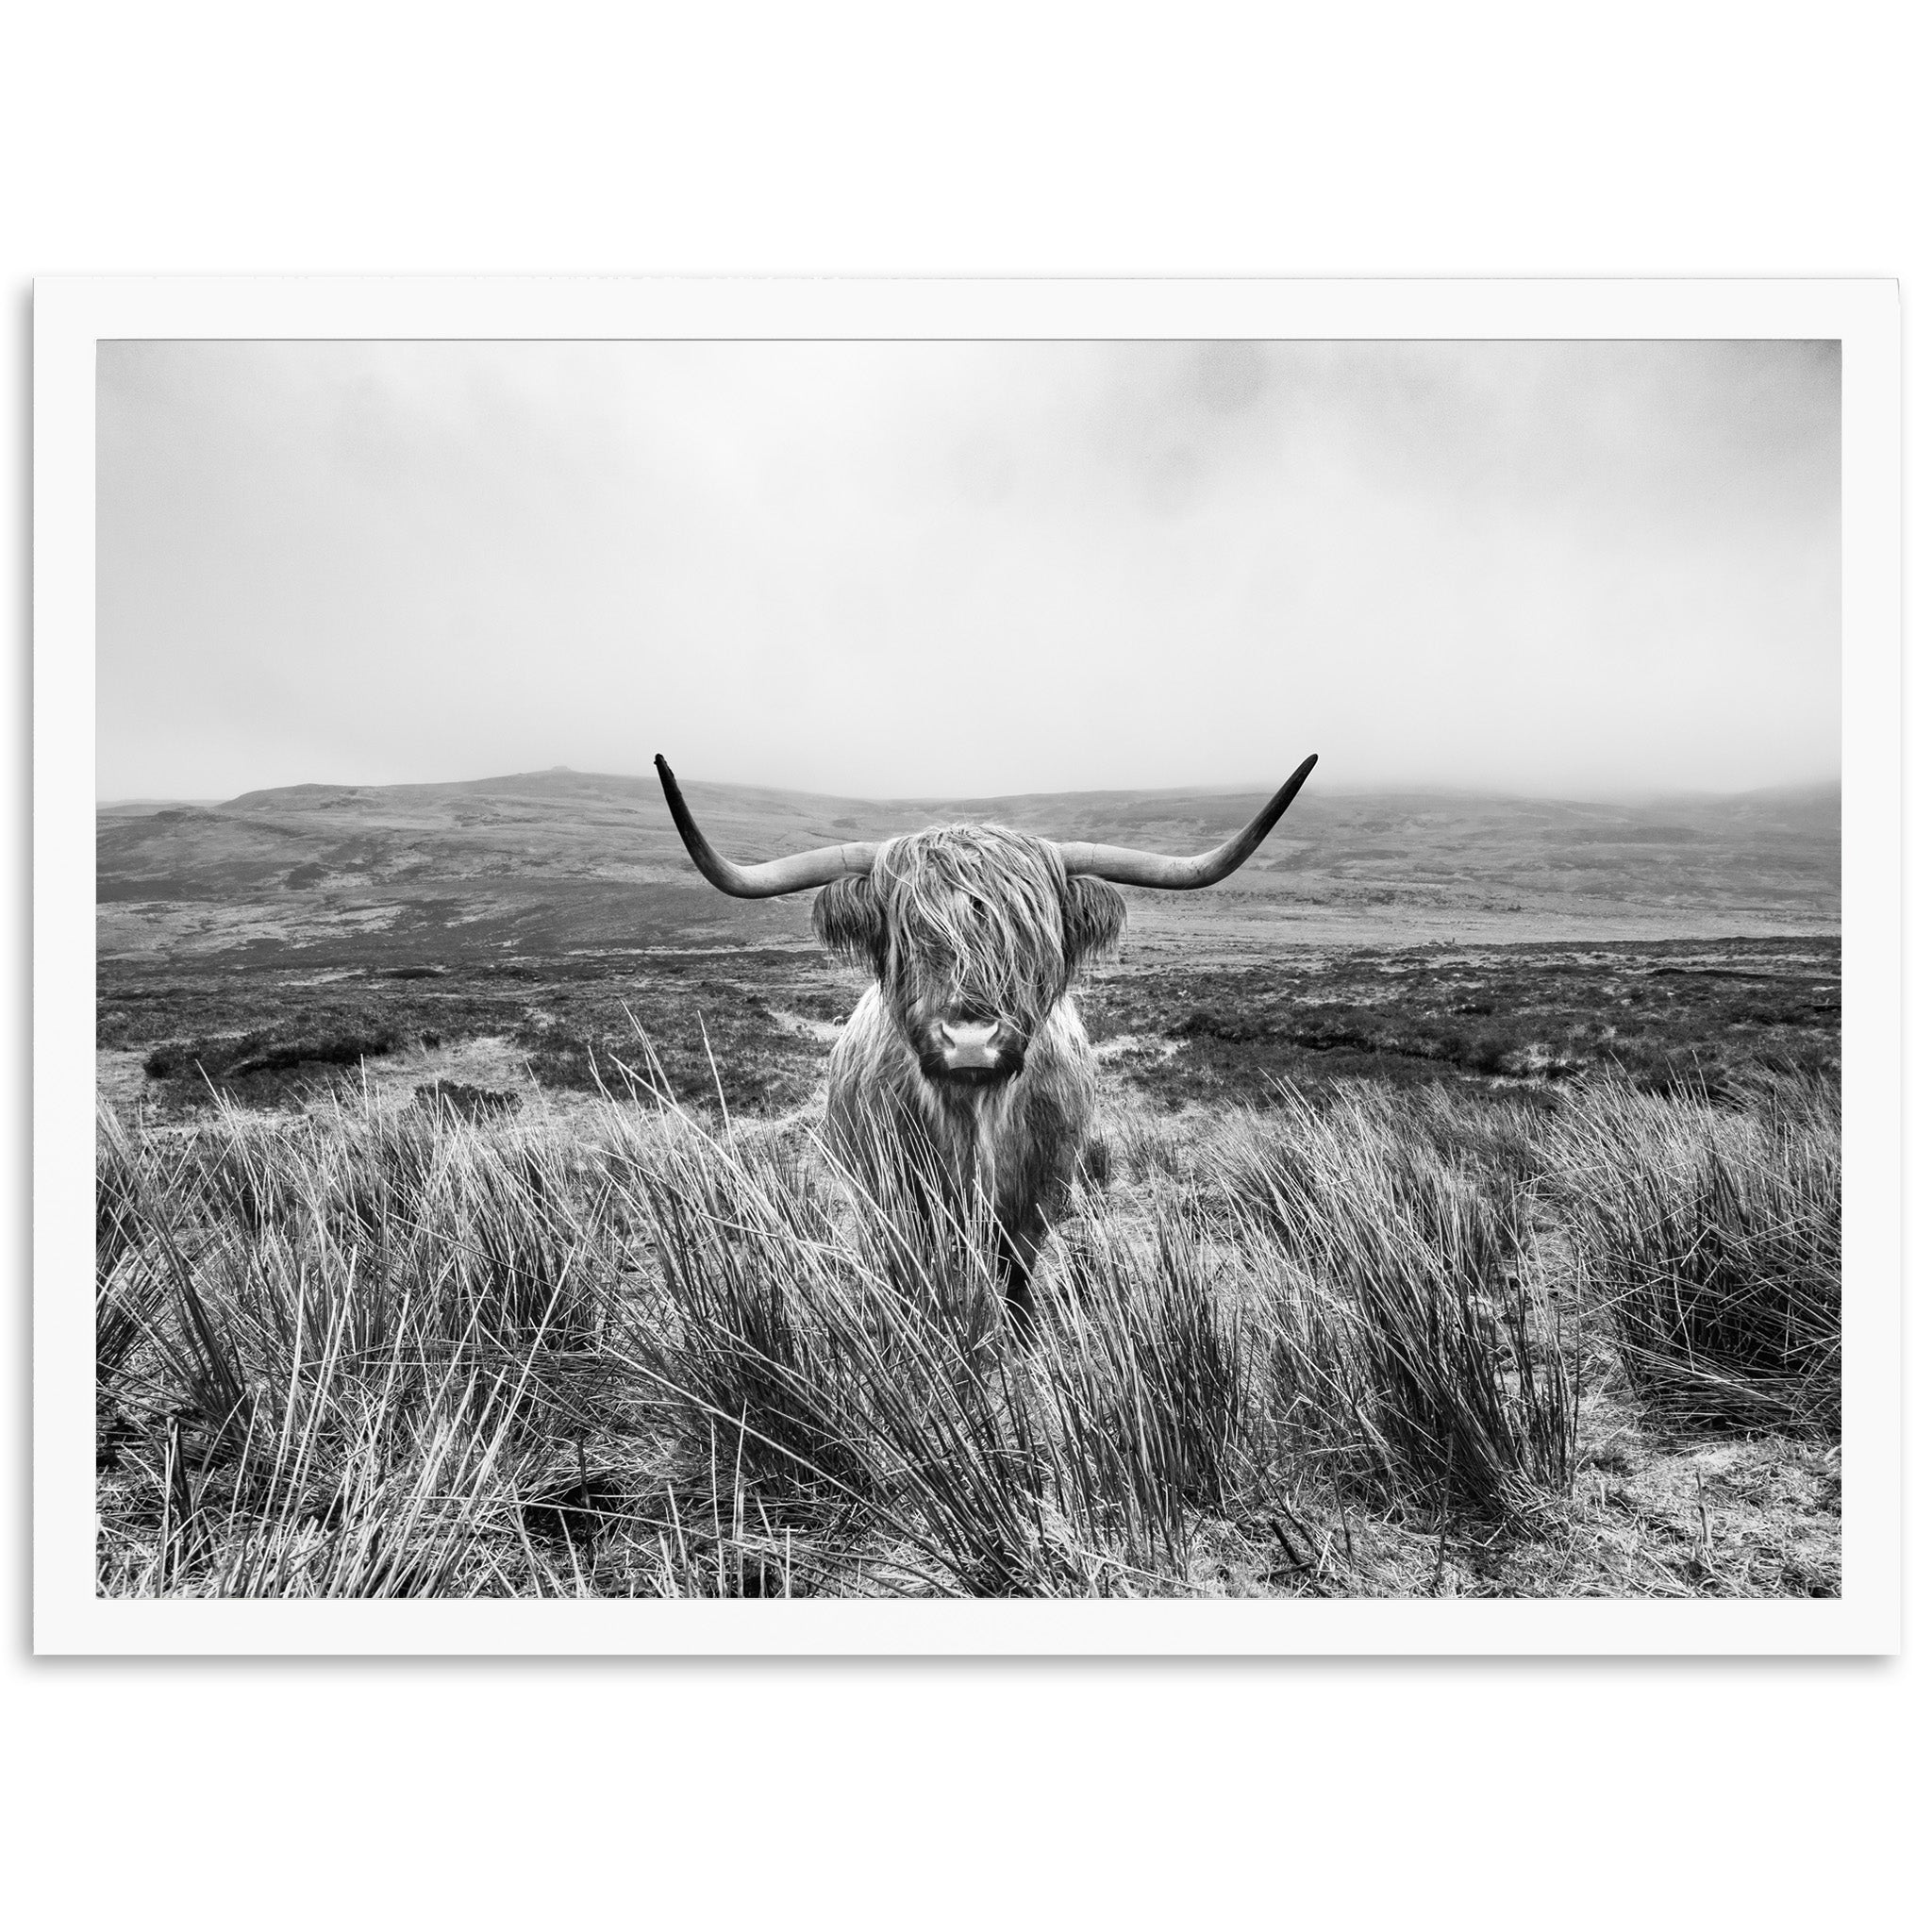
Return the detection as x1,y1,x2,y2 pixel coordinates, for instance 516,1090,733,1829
37,275,1901,1656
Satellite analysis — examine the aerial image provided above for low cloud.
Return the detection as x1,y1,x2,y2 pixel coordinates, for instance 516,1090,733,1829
98,338,1840,802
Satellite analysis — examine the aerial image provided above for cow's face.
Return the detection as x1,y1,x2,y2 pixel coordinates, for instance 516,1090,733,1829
814,824,1124,1091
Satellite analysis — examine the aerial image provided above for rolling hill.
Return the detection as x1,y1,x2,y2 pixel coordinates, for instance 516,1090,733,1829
96,766,1840,965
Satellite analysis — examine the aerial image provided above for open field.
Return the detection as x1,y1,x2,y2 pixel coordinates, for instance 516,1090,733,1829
93,771,1842,1600
97,766,1840,1119
100,928,1840,1126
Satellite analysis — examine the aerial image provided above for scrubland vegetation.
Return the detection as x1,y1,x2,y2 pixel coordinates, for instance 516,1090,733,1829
94,1056,1840,1600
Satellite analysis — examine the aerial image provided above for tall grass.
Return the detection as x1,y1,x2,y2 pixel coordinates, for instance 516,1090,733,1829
93,1065,1840,1597
603,1115,1242,1592
1212,1088,1574,1519
95,1093,611,1596
1551,1074,1840,1432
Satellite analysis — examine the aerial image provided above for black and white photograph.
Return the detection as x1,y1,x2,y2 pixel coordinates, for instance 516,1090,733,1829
35,280,1897,1650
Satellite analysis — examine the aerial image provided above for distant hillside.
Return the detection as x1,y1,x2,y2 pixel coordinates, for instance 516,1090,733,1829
96,766,1840,963
97,797,225,818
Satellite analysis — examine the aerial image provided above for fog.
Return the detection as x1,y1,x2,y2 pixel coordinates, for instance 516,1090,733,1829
97,337,1840,803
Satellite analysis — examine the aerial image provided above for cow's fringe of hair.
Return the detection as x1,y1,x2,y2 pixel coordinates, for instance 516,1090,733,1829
874,823,1077,1027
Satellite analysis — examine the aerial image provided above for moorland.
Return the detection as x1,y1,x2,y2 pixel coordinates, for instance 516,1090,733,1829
93,769,1841,1600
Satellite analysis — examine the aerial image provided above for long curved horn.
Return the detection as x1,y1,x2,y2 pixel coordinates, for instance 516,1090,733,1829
1057,754,1318,889
655,755,877,898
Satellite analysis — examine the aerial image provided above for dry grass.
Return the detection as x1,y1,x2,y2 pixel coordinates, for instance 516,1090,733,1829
1553,1073,1840,1433
93,1068,1840,1599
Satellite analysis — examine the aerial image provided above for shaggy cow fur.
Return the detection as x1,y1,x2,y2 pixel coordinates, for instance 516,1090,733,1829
812,823,1125,1327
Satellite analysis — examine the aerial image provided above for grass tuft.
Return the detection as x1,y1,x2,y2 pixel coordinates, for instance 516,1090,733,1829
1553,1074,1840,1433
1214,1087,1574,1520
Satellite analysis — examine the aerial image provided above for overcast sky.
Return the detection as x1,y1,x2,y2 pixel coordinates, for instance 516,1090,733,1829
97,337,1840,803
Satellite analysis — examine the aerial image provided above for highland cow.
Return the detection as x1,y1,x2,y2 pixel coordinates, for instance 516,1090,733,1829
655,752,1318,1328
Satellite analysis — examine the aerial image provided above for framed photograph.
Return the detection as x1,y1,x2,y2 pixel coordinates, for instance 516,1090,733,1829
36,277,1900,1653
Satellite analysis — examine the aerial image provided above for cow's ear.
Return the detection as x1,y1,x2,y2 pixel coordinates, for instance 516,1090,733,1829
1061,875,1126,971
813,874,887,974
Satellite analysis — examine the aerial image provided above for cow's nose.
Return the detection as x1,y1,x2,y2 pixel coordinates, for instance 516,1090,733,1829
939,1020,1004,1070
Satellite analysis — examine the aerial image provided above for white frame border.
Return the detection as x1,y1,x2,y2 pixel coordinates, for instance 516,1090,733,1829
36,277,1901,1655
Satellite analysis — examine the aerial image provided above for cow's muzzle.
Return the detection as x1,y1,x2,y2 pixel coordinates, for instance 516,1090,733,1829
920,1018,1027,1088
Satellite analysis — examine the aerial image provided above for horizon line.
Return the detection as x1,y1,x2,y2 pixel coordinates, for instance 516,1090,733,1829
97,763,1846,811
